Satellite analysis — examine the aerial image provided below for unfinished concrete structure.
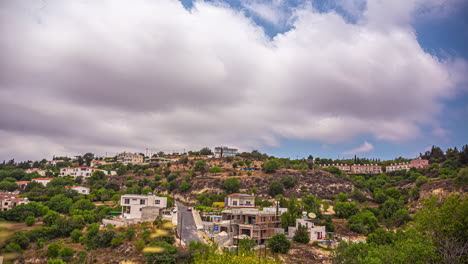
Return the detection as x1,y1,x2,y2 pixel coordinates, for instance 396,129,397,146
219,208,281,244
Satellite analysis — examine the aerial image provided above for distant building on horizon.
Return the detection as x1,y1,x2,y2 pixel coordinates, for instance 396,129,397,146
116,152,144,164
214,146,238,158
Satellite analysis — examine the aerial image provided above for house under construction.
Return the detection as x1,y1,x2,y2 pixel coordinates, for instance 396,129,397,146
220,208,282,244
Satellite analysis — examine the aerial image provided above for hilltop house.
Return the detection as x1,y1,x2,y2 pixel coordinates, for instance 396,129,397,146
117,152,144,164
25,168,47,176
60,167,108,178
32,178,53,186
214,146,238,158
225,193,255,208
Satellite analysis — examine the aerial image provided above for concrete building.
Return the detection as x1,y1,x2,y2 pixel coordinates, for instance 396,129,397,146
60,167,108,178
25,168,47,176
0,192,29,211
65,186,90,195
90,160,113,167
350,164,382,174
32,178,53,186
117,152,144,164
287,216,327,241
386,163,411,172
214,146,238,158
225,193,255,208
321,164,351,173
220,208,282,244
120,194,167,219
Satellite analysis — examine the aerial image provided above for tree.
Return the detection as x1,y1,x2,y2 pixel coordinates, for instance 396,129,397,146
46,194,73,214
222,178,240,194
268,234,291,254
268,181,284,197
366,228,395,245
293,224,310,244
454,167,468,186
334,202,358,219
144,240,177,264
194,160,207,176
179,182,191,192
280,175,297,189
208,166,222,175
335,192,348,202
70,229,82,243
348,211,378,234
263,160,280,173
71,199,95,211
83,153,95,167
199,147,213,155
302,194,320,214
381,198,402,219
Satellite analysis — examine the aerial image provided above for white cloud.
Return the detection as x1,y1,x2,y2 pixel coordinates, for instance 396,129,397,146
343,141,375,155
0,0,465,160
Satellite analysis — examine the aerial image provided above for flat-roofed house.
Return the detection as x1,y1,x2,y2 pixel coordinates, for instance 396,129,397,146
65,186,90,195
0,192,29,211
225,193,255,208
120,194,167,220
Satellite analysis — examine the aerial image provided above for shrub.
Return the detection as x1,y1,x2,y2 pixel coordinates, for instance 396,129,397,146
263,160,280,173
24,216,35,226
111,237,123,247
179,182,191,192
222,178,240,194
134,239,146,251
70,229,82,243
47,242,61,258
280,175,297,189
334,202,359,219
267,234,291,254
58,247,75,259
348,211,378,235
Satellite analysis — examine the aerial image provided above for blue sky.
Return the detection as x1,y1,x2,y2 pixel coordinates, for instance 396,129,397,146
0,0,467,161
179,0,468,160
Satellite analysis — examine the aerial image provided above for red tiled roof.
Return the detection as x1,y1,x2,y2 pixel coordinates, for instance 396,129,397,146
227,193,254,198
16,181,31,185
33,178,53,181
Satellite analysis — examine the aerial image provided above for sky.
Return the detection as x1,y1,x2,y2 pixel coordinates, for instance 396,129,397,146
0,0,467,161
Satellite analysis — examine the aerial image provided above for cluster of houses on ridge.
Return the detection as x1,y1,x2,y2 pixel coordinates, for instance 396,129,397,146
321,157,429,174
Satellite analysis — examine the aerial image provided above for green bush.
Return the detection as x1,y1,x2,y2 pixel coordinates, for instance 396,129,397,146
268,181,284,197
111,237,123,247
58,247,74,259
134,239,146,251
24,216,35,226
267,234,291,254
46,242,61,258
70,229,82,243
293,224,310,244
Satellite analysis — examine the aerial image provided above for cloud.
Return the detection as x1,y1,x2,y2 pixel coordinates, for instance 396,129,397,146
0,0,466,160
343,141,374,155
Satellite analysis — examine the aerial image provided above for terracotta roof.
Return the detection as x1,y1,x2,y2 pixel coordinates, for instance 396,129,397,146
32,178,53,181
227,193,254,198
16,181,31,185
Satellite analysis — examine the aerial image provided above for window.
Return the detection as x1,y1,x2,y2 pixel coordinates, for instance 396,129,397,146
233,201,238,206
124,199,130,204
155,200,160,205
140,199,146,205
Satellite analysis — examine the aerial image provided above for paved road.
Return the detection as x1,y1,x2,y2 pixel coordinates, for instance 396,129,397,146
176,202,202,245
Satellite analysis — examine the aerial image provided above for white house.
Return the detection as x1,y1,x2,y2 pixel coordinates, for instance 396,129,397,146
0,193,29,211
25,168,47,176
32,178,54,186
287,215,327,241
121,194,167,219
66,186,90,195
60,167,108,178
225,193,255,208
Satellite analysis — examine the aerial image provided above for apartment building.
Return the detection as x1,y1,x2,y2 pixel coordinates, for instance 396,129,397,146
225,193,255,208
117,152,144,164
25,168,47,176
321,164,351,173
65,186,90,195
0,192,29,211
32,178,53,186
120,194,167,219
214,146,238,158
60,167,108,178
386,163,411,172
350,164,382,174
220,208,281,244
